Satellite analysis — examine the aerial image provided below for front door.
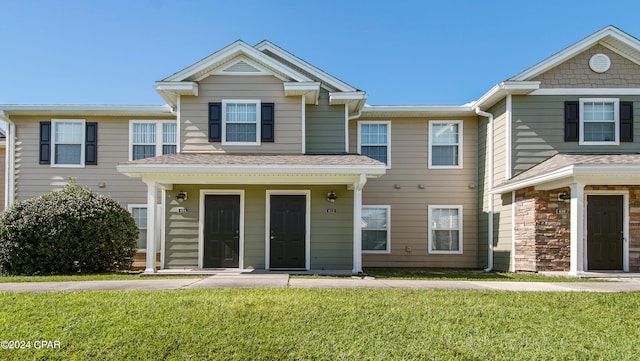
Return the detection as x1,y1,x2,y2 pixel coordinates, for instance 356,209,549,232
203,195,240,268
587,195,623,270
270,195,306,269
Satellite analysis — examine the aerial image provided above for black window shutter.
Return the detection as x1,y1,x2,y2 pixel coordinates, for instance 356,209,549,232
261,102,275,143
39,121,51,164
564,101,579,141
85,122,98,165
208,102,222,142
620,101,633,142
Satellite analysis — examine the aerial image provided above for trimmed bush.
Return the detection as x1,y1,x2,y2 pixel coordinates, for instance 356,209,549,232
0,182,138,275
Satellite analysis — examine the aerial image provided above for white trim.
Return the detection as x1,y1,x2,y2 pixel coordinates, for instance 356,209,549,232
361,205,391,254
531,88,640,96
51,119,86,168
198,189,246,270
176,95,181,154
428,120,463,169
505,95,513,180
128,120,177,161
159,190,166,270
265,190,311,271
510,191,516,272
301,96,306,153
143,181,158,273
357,120,391,169
0,104,173,117
428,205,463,255
578,98,620,146
221,99,261,146
344,105,349,153
583,190,629,273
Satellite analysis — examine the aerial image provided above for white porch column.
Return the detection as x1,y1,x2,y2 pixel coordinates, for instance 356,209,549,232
569,182,585,276
352,174,366,274
144,180,158,274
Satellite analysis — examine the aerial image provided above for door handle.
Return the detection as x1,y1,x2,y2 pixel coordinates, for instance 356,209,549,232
270,236,276,240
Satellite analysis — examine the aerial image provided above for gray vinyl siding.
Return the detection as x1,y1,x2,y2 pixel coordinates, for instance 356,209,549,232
164,184,353,270
305,90,346,154
0,146,5,210
179,75,303,154
12,115,174,206
350,116,478,268
511,95,640,176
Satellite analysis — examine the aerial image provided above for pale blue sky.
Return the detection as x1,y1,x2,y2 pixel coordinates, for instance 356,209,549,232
2,0,640,106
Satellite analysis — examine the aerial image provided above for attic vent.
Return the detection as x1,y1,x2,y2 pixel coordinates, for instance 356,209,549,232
223,60,261,73
589,53,611,73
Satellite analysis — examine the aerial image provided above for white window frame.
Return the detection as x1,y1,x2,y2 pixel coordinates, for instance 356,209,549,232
428,205,463,254
357,121,391,168
128,204,149,252
222,99,261,145
428,120,463,169
579,98,620,145
51,119,86,168
129,120,178,161
361,205,391,254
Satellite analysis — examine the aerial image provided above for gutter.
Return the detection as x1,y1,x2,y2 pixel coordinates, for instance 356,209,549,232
0,111,15,209
474,107,494,272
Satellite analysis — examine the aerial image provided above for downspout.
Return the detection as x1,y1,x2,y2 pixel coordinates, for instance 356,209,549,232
0,111,15,209
474,107,494,272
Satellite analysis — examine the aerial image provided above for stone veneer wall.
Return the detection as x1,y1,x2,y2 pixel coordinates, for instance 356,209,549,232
514,187,571,272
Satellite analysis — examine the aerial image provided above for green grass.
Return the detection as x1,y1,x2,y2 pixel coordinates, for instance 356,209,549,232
363,268,607,282
0,274,204,283
1,288,639,360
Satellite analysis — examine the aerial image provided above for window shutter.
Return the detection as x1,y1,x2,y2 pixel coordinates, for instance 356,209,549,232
261,102,275,143
620,101,633,142
39,121,51,164
85,122,98,165
208,102,222,142
564,101,579,141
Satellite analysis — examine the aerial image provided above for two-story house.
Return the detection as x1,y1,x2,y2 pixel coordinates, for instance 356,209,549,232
1,25,639,275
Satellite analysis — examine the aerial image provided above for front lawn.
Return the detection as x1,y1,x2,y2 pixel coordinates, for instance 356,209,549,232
364,268,605,282
1,288,639,360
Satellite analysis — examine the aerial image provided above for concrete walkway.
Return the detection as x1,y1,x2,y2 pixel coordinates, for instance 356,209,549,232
2,274,640,292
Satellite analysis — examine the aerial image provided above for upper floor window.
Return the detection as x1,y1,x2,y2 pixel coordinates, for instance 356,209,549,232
52,120,85,166
358,121,391,167
361,205,391,254
130,120,177,160
428,205,463,254
565,99,633,144
223,100,260,145
429,120,462,168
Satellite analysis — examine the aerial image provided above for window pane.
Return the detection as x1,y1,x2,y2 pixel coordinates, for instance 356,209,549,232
432,123,459,145
432,208,459,230
162,145,177,155
432,230,460,251
226,103,257,122
55,122,82,143
362,207,388,252
363,230,388,251
431,145,458,166
163,123,176,144
362,208,387,229
226,123,256,142
133,145,156,160
583,102,615,122
55,144,81,164
361,145,387,164
133,123,156,143
132,208,147,249
584,122,615,142
361,124,387,145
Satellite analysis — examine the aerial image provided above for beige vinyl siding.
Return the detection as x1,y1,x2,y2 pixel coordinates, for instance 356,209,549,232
512,95,640,176
305,90,346,154
0,146,5,210
180,75,303,153
12,115,174,206
350,116,478,268
164,184,353,270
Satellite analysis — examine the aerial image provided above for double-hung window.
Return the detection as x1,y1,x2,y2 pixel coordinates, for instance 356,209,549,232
128,205,150,250
130,120,177,160
52,119,85,167
580,98,619,145
358,121,391,167
428,205,463,254
223,100,260,144
361,206,391,253
429,120,462,168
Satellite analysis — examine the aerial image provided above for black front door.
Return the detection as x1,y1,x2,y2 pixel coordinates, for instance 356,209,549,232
270,195,306,269
203,195,240,268
587,195,623,270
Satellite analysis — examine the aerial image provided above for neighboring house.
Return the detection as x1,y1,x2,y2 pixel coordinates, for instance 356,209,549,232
1,25,639,275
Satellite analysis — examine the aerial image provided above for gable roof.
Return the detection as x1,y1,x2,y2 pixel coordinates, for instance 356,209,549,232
511,25,640,81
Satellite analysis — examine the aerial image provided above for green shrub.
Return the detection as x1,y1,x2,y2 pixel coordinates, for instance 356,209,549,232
0,182,138,275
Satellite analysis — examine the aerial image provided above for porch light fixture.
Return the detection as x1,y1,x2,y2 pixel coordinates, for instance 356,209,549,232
558,191,570,201
176,191,188,203
327,192,337,203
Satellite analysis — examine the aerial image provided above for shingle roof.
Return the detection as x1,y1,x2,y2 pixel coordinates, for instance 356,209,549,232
121,153,385,167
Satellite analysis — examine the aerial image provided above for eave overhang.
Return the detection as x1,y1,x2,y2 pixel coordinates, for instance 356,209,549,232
471,81,540,110
359,104,476,118
284,82,321,104
0,104,175,117
329,91,367,116
154,82,199,108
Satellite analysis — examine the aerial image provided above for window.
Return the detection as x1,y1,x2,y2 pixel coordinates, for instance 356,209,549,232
429,121,462,168
428,205,463,254
361,206,391,253
129,205,148,250
566,99,634,144
223,100,261,144
358,121,391,167
52,119,85,166
130,120,177,160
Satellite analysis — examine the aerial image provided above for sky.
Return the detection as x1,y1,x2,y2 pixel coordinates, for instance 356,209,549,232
2,0,640,107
